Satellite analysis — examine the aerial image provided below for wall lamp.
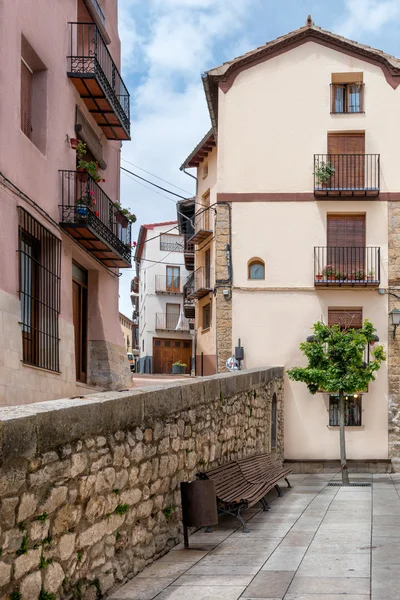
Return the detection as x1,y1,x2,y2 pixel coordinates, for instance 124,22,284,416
391,308,400,338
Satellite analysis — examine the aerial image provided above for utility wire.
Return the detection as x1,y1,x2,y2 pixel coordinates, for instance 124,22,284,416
121,157,193,196
121,167,187,200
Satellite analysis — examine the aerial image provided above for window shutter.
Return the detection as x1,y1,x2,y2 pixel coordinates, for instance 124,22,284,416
328,308,362,329
327,215,365,247
21,60,33,138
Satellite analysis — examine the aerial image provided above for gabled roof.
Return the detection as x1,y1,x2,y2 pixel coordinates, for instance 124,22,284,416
134,221,178,263
180,129,216,170
202,16,400,135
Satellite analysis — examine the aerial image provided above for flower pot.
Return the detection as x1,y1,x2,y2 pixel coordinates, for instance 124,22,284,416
172,365,185,375
315,275,323,281
76,167,87,183
76,205,88,217
115,212,127,227
327,275,336,281
70,138,79,150
367,276,374,282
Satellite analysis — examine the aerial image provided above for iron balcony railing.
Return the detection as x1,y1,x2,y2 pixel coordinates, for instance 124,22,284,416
159,235,184,252
67,22,130,134
59,170,131,263
155,275,185,293
187,266,214,299
184,272,195,298
314,154,380,195
155,313,190,331
314,247,380,285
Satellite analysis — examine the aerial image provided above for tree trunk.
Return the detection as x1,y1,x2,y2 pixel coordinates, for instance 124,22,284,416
339,390,350,486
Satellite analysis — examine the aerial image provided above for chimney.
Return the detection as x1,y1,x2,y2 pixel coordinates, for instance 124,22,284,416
306,15,313,27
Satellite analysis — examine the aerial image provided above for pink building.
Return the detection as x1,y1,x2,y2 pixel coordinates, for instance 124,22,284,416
0,0,132,405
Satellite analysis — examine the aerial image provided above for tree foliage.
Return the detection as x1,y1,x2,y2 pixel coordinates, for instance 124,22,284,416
287,319,386,395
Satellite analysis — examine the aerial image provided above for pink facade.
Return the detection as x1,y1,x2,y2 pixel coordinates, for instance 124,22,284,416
0,0,131,404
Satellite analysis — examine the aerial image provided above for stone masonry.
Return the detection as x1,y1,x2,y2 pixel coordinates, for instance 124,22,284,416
0,367,283,599
388,200,400,471
215,203,233,373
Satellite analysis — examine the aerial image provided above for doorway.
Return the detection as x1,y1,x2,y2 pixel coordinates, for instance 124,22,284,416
72,262,88,382
327,132,365,189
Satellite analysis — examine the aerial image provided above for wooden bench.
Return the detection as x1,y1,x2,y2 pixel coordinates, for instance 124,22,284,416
237,453,292,498
197,455,292,532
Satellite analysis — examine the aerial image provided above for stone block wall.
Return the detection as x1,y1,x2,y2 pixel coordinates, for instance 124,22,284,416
0,367,283,599
388,200,400,471
215,203,233,373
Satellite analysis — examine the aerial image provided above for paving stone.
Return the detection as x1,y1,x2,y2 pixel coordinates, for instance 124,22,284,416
173,574,254,586
154,586,246,599
262,547,307,571
108,577,176,599
241,570,294,598
297,552,370,578
287,576,370,595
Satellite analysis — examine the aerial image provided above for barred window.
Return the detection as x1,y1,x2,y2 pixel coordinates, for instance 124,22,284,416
18,209,61,371
329,395,362,426
160,234,184,252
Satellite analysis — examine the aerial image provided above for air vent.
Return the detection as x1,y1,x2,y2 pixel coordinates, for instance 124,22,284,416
327,482,372,487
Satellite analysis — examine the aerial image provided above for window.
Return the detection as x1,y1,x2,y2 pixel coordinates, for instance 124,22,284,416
202,163,209,179
166,266,180,292
329,395,362,426
203,303,211,330
20,36,47,152
19,209,61,371
271,393,277,449
331,73,364,114
248,259,265,280
142,339,144,352
160,234,184,252
205,248,211,288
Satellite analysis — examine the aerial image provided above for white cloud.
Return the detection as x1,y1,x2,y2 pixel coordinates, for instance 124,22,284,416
337,0,400,38
117,0,255,316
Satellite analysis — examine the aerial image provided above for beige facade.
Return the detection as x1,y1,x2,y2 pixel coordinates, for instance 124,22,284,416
182,19,400,467
119,312,134,354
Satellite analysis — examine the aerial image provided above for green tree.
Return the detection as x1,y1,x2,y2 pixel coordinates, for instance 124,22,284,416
287,319,386,486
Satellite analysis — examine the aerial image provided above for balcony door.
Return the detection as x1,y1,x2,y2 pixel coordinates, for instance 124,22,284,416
328,132,365,190
166,303,180,330
327,215,365,278
166,266,180,292
72,263,88,383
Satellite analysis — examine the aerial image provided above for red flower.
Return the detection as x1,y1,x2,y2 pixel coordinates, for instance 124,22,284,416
102,178,106,182
95,211,99,217
90,191,95,195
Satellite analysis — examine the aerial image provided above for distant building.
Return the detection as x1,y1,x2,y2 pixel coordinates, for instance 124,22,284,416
119,312,134,353
135,222,194,374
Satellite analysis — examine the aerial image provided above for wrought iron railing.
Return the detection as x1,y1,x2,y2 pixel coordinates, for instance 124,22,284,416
59,170,131,263
184,272,195,298
314,247,380,284
155,275,185,293
194,266,213,292
67,22,130,134
314,154,380,194
194,207,212,233
155,313,189,331
159,234,184,252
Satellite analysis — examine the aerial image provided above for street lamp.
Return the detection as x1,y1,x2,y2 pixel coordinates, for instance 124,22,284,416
390,308,400,338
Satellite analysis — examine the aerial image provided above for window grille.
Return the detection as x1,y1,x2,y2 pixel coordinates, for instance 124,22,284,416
203,303,211,329
329,395,362,426
18,209,61,371
160,234,184,252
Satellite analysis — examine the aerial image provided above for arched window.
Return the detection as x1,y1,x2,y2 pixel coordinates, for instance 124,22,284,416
271,393,277,449
248,258,265,280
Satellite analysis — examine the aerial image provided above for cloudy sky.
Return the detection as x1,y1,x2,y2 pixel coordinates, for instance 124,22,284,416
117,0,400,317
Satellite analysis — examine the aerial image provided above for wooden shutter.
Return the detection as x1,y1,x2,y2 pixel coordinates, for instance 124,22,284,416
328,308,362,329
21,59,33,138
327,215,365,247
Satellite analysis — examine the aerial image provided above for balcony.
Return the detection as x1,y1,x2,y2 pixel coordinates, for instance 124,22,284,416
155,313,190,332
155,275,184,295
59,170,131,268
189,208,212,245
184,234,195,270
183,273,195,319
67,22,130,140
314,247,380,287
188,266,213,299
314,154,380,197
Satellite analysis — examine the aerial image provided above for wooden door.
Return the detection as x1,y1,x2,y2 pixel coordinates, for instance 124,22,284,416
72,264,88,382
328,133,365,190
152,338,192,374
205,248,211,288
166,266,180,292
327,215,365,278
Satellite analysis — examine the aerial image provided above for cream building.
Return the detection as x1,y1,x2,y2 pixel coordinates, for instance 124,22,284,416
181,17,400,469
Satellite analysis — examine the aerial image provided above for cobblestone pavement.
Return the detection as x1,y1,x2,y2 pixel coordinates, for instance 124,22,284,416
109,472,400,600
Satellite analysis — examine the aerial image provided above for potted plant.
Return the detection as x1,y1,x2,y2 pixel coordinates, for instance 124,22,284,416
335,271,345,281
75,189,96,219
354,270,366,281
367,270,375,281
172,361,187,375
70,137,79,150
315,273,323,281
346,272,355,281
314,161,335,188
113,202,137,227
75,141,105,184
322,265,336,281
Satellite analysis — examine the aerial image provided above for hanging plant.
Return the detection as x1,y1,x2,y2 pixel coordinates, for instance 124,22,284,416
113,202,137,224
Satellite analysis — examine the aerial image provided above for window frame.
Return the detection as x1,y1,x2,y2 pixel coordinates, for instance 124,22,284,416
160,233,184,252
248,259,265,280
331,82,364,114
202,302,211,330
329,394,362,426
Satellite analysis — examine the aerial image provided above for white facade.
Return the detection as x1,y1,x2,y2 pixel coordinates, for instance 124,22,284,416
137,223,193,373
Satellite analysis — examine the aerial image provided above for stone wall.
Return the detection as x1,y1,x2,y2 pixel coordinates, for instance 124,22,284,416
215,203,233,373
388,200,400,471
0,367,283,599
88,340,132,391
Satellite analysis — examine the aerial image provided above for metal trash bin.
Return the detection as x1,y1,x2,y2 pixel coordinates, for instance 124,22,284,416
180,480,218,548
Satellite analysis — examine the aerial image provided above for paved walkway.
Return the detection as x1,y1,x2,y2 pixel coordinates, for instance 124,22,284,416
109,472,400,600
